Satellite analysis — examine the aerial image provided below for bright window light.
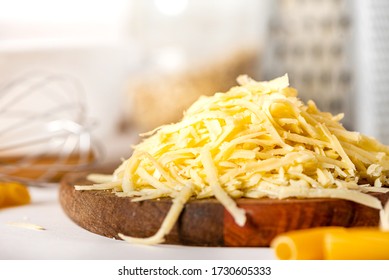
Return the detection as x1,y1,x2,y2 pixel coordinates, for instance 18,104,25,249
154,0,188,16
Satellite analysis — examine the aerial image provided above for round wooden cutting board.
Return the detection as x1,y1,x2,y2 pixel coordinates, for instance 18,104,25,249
59,172,389,247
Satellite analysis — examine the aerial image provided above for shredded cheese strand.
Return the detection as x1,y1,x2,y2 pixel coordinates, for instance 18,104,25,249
200,148,246,226
118,184,192,245
7,222,45,231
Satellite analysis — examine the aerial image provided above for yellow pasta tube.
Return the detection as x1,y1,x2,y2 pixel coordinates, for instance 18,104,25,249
271,227,345,260
325,229,389,260
0,189,4,206
0,182,31,208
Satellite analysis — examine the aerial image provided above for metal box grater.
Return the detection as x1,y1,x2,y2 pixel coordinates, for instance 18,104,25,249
263,0,354,131
263,0,389,144
355,0,389,144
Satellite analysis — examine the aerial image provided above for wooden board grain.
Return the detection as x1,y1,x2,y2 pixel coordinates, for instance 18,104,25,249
59,172,389,247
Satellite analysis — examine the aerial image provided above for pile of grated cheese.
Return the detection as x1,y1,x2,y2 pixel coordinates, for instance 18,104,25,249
76,74,389,245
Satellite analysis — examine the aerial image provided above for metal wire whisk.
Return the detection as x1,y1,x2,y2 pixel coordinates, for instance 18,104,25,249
0,72,101,185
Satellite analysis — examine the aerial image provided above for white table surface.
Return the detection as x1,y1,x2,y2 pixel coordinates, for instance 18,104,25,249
0,185,275,260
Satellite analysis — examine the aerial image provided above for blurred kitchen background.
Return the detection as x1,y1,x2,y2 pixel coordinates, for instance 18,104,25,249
0,0,389,181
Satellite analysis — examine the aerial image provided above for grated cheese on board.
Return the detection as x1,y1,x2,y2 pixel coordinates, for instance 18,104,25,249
75,74,389,245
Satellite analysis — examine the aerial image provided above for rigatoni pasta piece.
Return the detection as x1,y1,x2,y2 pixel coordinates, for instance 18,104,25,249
0,182,31,208
271,227,345,260
271,227,389,260
325,229,389,260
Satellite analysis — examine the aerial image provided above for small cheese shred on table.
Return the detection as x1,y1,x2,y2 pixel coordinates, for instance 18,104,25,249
75,74,389,245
